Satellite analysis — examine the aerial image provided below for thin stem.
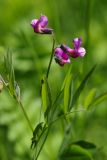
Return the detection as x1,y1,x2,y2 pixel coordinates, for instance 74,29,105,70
34,35,55,159
34,101,43,158
49,109,87,127
46,35,55,79
48,90,63,123
34,109,87,160
0,75,33,132
35,129,49,160
19,101,33,132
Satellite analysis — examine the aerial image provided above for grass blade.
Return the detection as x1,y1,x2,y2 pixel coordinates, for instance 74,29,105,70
88,91,107,109
70,65,96,109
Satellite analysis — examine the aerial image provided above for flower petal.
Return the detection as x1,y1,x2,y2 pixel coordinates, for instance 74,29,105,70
31,19,38,28
41,28,53,34
38,15,48,28
68,49,79,58
54,47,70,66
69,47,86,58
54,48,63,59
73,38,82,49
77,47,86,57
60,44,74,53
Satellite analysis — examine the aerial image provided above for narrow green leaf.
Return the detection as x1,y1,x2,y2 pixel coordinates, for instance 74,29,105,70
31,122,45,149
61,66,72,91
46,79,52,107
0,79,4,93
59,144,93,160
46,89,63,123
4,49,11,79
14,81,21,102
84,88,97,108
41,77,48,112
72,140,96,149
70,65,96,109
9,65,15,95
41,77,52,113
64,73,72,113
4,49,16,96
31,122,48,159
34,128,49,159
88,91,107,109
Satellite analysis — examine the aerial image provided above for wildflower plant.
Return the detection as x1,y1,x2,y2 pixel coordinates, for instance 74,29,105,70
31,15,53,34
1,14,107,160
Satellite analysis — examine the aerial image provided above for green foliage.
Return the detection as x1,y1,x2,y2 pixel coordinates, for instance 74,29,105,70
84,88,97,108
31,122,46,149
31,122,49,160
72,140,96,149
4,50,21,102
0,0,107,160
4,49,15,95
59,144,93,160
70,65,96,109
41,77,50,113
88,91,107,109
63,66,73,113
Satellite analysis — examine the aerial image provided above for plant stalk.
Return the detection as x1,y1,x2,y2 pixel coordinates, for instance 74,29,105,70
35,129,49,160
46,35,55,79
19,101,33,132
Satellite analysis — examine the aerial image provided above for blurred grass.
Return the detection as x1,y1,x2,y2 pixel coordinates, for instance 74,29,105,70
0,0,107,159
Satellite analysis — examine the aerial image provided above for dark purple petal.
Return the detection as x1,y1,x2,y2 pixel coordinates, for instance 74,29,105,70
54,48,63,58
38,15,48,28
60,44,73,53
54,47,70,60
40,28,53,34
31,15,53,34
73,38,82,49
54,47,70,66
62,51,69,60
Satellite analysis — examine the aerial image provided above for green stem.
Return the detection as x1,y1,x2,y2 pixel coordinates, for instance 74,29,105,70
49,109,87,127
48,90,63,123
0,75,33,132
46,35,55,79
34,35,55,159
35,129,49,160
19,101,33,132
35,109,86,159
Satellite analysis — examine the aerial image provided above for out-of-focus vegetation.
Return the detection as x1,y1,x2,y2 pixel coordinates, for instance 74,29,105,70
0,0,107,160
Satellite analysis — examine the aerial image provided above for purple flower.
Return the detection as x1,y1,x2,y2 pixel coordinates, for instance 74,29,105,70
60,44,74,53
54,47,70,66
31,15,53,34
73,38,82,49
69,38,86,58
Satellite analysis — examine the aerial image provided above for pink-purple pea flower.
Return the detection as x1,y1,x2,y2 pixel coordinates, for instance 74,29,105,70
54,47,70,66
60,38,86,58
54,38,86,66
70,38,86,58
31,15,53,34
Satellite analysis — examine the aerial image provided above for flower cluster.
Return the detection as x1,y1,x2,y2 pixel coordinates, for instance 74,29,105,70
54,38,86,66
31,15,86,66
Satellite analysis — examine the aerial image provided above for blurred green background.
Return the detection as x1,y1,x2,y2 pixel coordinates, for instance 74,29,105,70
0,0,107,159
